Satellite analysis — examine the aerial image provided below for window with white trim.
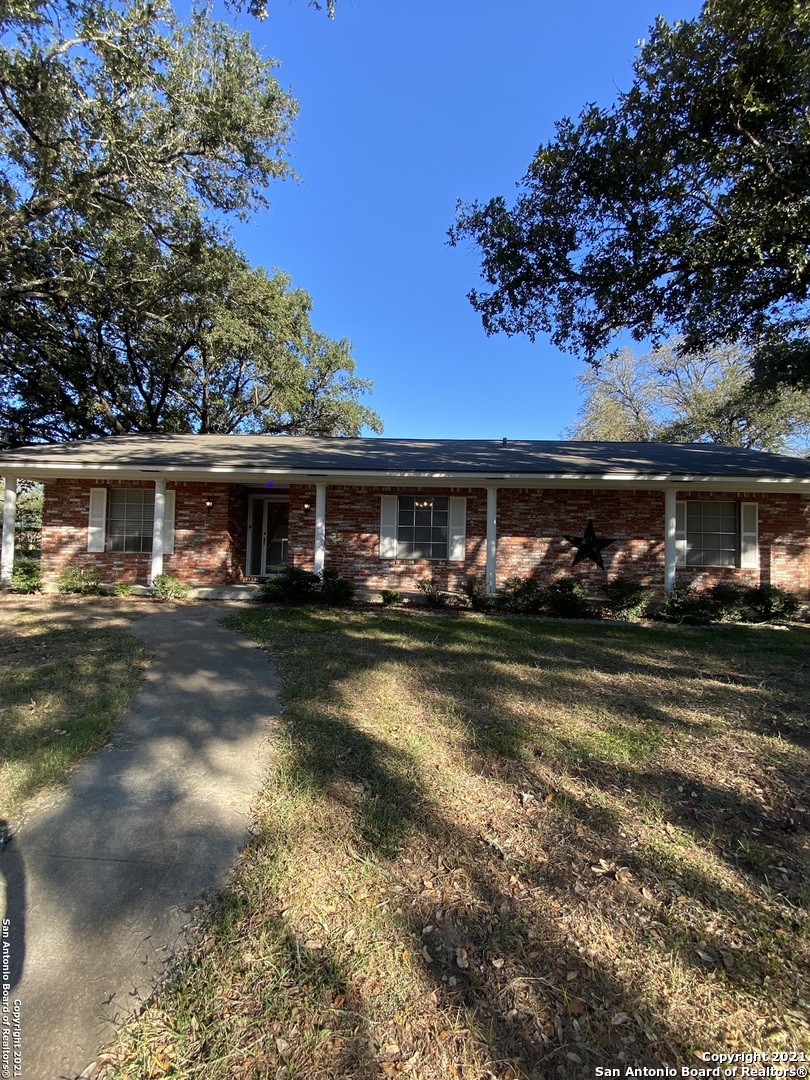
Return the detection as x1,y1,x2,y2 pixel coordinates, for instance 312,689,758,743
87,487,175,554
379,495,466,561
397,495,449,559
107,489,155,552
675,500,758,568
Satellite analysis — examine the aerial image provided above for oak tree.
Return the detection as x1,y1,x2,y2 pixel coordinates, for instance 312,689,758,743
0,0,379,443
451,0,810,390
567,342,810,453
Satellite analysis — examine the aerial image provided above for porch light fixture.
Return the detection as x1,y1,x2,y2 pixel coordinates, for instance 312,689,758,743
205,498,214,512
303,501,312,512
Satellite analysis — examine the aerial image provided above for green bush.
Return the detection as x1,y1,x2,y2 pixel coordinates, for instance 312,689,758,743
743,584,800,622
379,589,400,608
661,584,718,625
494,575,544,614
417,579,450,609
462,575,492,612
318,568,355,607
603,578,650,620
151,573,190,601
9,558,42,593
57,565,103,595
542,577,593,619
114,582,133,596
708,581,747,622
256,565,320,604
256,565,355,607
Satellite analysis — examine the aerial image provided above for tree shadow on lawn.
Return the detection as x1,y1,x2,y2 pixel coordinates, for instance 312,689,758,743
182,607,810,1077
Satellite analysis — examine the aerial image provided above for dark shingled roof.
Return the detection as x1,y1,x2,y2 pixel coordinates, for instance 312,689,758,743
3,435,810,479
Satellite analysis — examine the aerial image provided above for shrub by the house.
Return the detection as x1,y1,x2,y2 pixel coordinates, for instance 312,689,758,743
57,565,103,595
603,578,651,620
8,558,42,593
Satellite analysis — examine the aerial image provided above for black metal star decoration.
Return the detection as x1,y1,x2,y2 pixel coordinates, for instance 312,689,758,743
563,521,616,570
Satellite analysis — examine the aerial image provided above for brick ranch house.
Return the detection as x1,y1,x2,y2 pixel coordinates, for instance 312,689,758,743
1,435,809,599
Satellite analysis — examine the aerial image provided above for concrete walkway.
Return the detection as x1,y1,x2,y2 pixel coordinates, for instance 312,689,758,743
1,603,280,1080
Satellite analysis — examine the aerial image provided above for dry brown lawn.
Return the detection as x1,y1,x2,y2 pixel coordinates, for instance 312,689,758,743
90,606,809,1078
0,594,150,821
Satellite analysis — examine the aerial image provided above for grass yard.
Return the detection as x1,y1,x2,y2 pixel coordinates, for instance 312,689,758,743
0,595,150,821
101,607,810,1079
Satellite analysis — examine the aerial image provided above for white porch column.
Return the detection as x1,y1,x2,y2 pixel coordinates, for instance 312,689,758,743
1,476,18,582
664,488,677,594
313,483,326,575
150,479,166,583
486,487,498,593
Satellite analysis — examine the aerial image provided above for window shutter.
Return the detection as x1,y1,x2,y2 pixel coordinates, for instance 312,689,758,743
449,497,466,561
675,501,687,566
163,489,176,555
380,495,397,558
740,502,758,568
87,488,107,552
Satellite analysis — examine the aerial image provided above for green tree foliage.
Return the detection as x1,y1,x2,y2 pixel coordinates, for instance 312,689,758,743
568,342,810,453
0,0,378,444
241,0,335,19
0,0,296,305
1,237,381,442
450,0,810,390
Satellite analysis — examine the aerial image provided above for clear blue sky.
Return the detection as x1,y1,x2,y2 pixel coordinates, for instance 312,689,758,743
227,0,702,439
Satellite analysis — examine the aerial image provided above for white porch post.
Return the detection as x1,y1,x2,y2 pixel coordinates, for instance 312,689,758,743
313,483,326,575
664,488,677,594
1,476,18,582
486,487,498,594
150,479,166,583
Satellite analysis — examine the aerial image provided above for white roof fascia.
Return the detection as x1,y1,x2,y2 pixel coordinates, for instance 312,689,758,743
3,461,810,493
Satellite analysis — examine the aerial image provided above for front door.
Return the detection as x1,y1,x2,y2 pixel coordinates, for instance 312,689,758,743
247,496,289,576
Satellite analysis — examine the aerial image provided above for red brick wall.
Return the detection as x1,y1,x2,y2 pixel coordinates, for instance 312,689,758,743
496,488,666,591
288,484,316,571
227,485,249,582
287,484,488,592
39,479,810,597
674,490,810,596
496,488,809,597
41,479,245,586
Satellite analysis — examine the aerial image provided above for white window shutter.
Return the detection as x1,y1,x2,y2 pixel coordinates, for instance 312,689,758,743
675,501,687,566
449,497,466,561
163,489,176,555
87,488,106,552
740,502,758,568
380,495,397,558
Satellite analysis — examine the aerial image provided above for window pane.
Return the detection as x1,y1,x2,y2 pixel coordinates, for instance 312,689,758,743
718,503,736,526
684,500,739,566
107,489,155,553
396,495,454,559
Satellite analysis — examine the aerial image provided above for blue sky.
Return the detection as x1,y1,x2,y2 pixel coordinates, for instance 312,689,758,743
228,0,702,439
